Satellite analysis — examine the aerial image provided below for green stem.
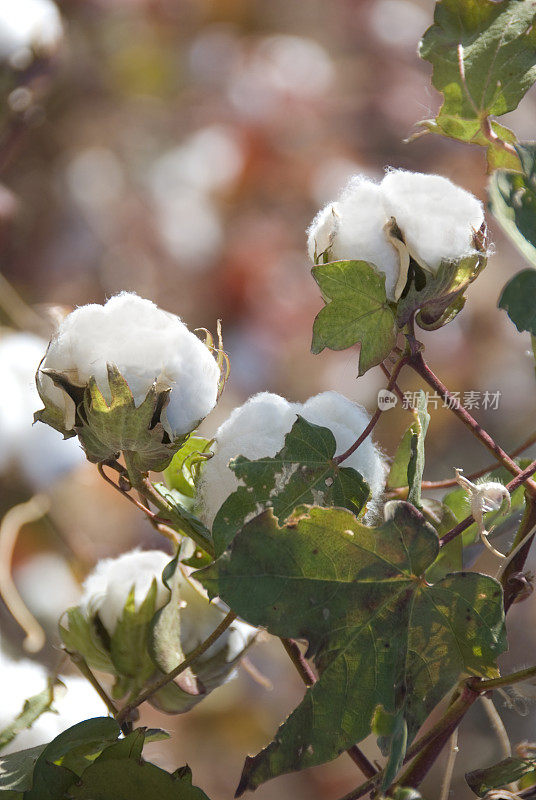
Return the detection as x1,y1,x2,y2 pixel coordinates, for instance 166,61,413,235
473,664,536,692
116,610,236,724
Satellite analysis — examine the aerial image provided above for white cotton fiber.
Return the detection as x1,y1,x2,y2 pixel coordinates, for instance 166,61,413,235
197,390,387,527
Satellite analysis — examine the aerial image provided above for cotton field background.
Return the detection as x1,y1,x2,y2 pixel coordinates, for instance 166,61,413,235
0,1,535,799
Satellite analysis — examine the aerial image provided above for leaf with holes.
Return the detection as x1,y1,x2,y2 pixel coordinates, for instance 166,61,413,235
197,503,506,794
212,416,370,555
311,260,397,375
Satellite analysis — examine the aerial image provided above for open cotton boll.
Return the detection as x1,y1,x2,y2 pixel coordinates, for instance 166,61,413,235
307,177,400,301
300,391,387,503
197,392,299,528
197,390,387,528
38,292,220,438
0,659,108,754
381,170,485,272
0,0,63,63
0,332,83,489
80,549,171,636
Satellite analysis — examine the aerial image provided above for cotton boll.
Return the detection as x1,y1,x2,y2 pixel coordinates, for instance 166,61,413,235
38,292,221,440
197,392,298,528
197,390,387,528
0,333,83,489
307,177,400,301
79,549,171,636
300,391,387,503
381,170,485,272
307,202,340,263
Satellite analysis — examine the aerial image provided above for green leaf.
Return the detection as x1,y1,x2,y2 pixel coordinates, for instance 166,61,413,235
490,143,536,266
379,712,408,792
152,484,213,554
421,499,463,582
212,416,370,556
396,255,485,332
164,437,213,498
198,503,506,793
24,717,120,799
498,268,536,334
311,260,397,375
0,679,60,753
466,756,536,795
68,757,210,799
419,0,536,160
60,607,115,673
0,745,46,792
406,391,430,509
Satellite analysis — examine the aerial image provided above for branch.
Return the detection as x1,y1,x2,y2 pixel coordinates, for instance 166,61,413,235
408,349,536,497
334,354,408,465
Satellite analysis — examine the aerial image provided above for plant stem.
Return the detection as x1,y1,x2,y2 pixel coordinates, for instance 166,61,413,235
334,354,408,465
474,664,536,692
280,638,377,780
502,499,536,611
393,683,480,791
408,350,536,497
67,650,128,732
438,729,458,800
116,610,236,724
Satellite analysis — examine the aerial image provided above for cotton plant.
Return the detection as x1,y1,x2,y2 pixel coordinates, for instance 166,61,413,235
6,6,536,798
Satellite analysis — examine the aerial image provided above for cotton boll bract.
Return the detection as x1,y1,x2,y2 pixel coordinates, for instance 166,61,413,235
36,293,222,470
380,170,485,273
0,332,83,489
197,390,387,528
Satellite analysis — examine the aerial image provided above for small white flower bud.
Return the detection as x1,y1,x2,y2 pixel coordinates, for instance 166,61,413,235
454,469,511,557
197,390,387,528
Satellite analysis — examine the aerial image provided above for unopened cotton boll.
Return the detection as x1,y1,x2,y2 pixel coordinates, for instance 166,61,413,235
197,390,387,528
381,170,485,273
79,549,171,636
0,332,83,489
36,293,221,466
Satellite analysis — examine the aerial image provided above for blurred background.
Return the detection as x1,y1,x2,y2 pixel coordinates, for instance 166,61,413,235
0,0,535,798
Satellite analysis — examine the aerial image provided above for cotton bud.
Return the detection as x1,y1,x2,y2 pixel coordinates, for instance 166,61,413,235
307,170,486,303
0,332,83,489
197,390,388,528
61,549,256,713
35,293,223,474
